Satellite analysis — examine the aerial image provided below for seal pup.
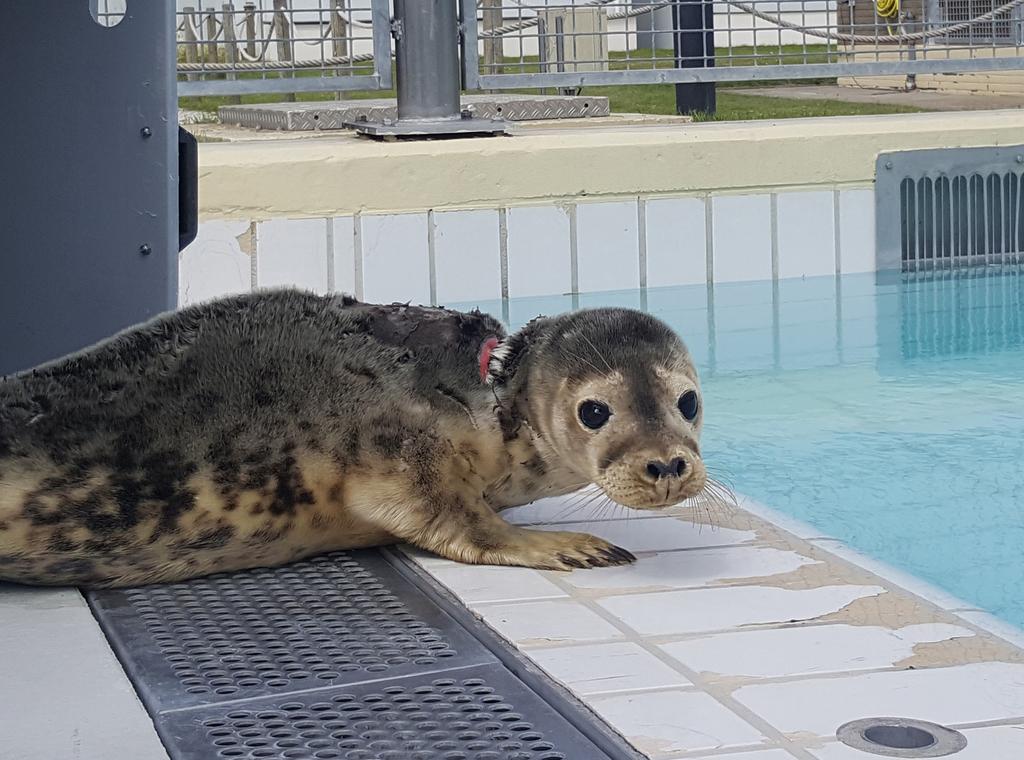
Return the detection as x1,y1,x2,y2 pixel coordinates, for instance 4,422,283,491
0,289,707,587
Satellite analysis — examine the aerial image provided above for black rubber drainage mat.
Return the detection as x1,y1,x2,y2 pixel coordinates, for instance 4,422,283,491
88,549,640,760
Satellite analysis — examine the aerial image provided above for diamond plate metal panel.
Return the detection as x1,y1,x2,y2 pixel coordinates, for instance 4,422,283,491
88,551,495,712
218,95,610,131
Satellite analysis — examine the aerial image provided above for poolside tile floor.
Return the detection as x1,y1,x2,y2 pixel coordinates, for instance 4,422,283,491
403,490,1024,759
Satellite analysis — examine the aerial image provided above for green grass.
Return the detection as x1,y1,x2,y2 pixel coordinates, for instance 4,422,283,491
178,45,927,121
597,85,925,120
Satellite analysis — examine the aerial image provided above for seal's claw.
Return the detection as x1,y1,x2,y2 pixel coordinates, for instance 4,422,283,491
485,528,637,572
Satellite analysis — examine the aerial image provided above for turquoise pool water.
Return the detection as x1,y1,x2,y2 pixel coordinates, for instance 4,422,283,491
454,268,1024,630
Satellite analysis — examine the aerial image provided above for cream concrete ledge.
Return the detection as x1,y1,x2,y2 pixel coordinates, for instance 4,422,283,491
197,109,1024,220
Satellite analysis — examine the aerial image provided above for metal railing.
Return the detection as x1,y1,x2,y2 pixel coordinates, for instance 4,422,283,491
170,0,392,96
463,0,1024,88
160,0,1024,98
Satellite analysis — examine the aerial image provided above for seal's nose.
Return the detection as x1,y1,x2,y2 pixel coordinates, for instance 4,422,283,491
646,457,687,480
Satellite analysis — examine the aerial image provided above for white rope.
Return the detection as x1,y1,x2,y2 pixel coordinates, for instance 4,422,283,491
178,7,373,70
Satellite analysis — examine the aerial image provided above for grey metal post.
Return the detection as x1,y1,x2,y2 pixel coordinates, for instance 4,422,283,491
1,0,181,375
395,0,461,121
347,0,506,139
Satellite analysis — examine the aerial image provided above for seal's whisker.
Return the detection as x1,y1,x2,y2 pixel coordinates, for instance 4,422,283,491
560,347,605,376
576,332,614,373
536,487,605,526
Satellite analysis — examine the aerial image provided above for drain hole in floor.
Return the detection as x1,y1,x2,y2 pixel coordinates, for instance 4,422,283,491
864,724,936,750
837,717,968,757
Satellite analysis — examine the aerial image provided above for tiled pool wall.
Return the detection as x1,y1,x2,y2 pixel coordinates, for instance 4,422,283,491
179,187,877,310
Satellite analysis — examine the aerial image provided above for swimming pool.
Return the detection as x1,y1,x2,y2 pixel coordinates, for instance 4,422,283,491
455,266,1024,630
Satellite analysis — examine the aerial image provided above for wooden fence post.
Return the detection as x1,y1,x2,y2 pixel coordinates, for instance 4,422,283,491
222,4,241,104
331,0,349,99
204,6,219,63
182,6,199,82
273,0,295,102
482,0,502,75
244,2,257,58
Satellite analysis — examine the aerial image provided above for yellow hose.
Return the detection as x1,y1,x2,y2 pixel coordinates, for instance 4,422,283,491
875,0,901,34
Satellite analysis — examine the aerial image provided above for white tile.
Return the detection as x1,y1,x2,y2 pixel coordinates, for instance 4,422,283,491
425,564,567,605
712,194,772,283
433,209,502,304
506,205,572,298
776,191,837,279
577,200,641,293
360,213,431,305
838,188,876,274
598,585,885,636
330,216,356,296
256,217,330,293
810,724,1024,760
561,546,816,594
476,599,623,647
644,197,708,287
178,220,251,306
529,642,691,695
660,623,975,680
502,488,665,526
589,690,766,756
733,662,1024,737
540,517,757,553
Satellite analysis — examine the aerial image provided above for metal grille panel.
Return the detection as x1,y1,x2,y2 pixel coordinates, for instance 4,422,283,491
159,666,592,760
88,550,625,759
89,551,493,712
876,145,1024,272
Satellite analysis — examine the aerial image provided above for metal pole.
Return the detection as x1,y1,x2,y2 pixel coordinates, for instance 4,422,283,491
394,0,462,122
672,0,716,116
345,0,505,139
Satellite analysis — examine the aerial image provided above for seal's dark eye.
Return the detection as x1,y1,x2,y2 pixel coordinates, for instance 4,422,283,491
678,390,699,421
578,400,611,430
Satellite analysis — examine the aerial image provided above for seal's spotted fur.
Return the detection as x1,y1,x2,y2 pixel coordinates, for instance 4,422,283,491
0,289,705,587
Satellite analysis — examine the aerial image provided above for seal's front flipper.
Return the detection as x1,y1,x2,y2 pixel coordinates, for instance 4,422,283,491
355,489,636,571
477,526,638,572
